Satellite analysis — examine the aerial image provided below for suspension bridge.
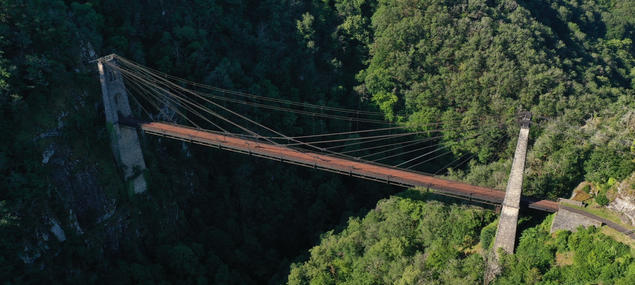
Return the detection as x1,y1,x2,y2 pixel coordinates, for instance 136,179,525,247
96,54,563,257
138,121,555,212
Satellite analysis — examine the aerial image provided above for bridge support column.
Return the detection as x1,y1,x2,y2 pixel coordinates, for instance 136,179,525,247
486,112,531,282
97,55,147,194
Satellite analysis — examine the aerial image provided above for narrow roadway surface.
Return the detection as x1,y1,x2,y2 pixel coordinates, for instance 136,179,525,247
140,121,559,212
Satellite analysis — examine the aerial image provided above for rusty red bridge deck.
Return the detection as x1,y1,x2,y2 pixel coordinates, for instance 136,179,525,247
140,121,558,212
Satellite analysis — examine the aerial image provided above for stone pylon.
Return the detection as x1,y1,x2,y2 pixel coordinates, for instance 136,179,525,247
97,55,147,194
485,112,531,283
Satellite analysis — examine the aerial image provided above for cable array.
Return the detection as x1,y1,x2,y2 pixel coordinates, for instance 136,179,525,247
105,55,504,175
114,56,385,117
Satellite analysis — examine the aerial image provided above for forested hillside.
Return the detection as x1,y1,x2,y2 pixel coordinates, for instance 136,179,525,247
0,0,633,284
1,0,398,283
354,0,634,199
289,195,633,284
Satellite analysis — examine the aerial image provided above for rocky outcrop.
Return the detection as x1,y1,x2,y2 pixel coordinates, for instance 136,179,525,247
49,218,66,242
609,197,635,225
48,146,115,230
18,41,131,265
608,174,635,226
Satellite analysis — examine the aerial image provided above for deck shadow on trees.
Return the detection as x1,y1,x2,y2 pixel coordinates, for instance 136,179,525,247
395,188,499,211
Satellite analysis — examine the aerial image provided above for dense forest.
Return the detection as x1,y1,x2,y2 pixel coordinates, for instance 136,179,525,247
0,0,633,284
289,194,633,284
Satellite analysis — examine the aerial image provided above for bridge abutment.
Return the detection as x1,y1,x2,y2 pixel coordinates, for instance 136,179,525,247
97,55,147,194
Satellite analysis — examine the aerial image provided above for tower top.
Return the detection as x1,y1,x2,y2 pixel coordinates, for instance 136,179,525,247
89,53,117,63
518,111,532,127
98,54,116,62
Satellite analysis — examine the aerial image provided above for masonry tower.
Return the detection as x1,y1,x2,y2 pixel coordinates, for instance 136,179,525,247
97,55,147,194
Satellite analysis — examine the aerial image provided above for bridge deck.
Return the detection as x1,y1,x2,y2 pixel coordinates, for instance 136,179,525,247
140,122,558,212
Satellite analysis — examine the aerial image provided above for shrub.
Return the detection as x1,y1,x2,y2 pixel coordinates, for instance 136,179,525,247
584,147,635,183
479,219,498,250
596,192,609,206
554,231,571,252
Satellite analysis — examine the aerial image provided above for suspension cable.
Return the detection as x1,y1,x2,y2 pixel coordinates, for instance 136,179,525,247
111,57,503,171
111,60,369,161
432,134,509,174
114,63,260,138
283,131,426,147
323,124,482,151
123,71,226,131
433,152,476,175
349,125,481,157
194,91,392,124
124,73,202,129
394,145,449,168
114,55,385,117
372,142,443,163
117,63,296,144
340,135,439,155
124,85,154,119
394,132,481,168
358,137,438,158
406,149,454,169
275,125,408,139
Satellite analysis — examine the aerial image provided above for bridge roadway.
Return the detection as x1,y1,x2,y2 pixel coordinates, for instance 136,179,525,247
139,121,558,212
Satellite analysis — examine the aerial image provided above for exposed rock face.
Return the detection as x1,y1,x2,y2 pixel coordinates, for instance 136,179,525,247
608,173,635,226
49,147,114,230
49,218,66,242
16,40,138,266
609,194,635,226
19,245,42,265
609,197,635,225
